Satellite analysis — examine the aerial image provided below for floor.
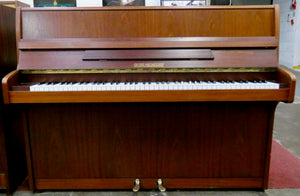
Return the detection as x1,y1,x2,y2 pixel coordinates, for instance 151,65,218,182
1,66,300,196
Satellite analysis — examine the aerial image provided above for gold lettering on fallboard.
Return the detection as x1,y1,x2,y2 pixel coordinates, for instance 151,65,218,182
134,63,165,68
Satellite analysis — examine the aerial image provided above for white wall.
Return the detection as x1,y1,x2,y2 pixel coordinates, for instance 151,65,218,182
274,0,299,68
294,3,300,67
77,0,102,7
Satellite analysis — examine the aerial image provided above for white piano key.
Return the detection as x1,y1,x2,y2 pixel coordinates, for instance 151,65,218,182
30,83,39,91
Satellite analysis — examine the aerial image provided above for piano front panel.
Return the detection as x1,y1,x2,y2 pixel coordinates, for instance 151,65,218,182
17,49,278,70
21,7,276,39
27,102,275,189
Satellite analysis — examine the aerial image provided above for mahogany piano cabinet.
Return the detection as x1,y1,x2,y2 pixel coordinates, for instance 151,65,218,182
1,5,296,192
0,4,27,193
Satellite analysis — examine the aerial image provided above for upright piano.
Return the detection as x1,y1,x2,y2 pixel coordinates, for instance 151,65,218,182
2,5,296,191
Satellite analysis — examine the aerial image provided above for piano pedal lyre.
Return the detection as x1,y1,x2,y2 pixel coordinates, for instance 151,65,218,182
157,178,166,192
132,179,140,192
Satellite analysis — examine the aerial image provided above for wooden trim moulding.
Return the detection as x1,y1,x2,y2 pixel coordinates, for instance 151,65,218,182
18,37,279,50
35,178,264,190
20,5,276,12
7,89,290,104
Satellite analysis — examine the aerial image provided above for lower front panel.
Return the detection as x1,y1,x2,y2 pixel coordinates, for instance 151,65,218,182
26,102,276,190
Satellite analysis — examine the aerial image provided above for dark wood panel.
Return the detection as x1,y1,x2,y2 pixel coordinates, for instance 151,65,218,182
0,111,8,190
0,4,16,191
2,106,28,192
18,72,279,84
34,178,264,190
21,6,276,39
156,102,271,178
27,102,275,186
82,49,214,61
0,174,7,189
0,5,27,192
0,5,17,74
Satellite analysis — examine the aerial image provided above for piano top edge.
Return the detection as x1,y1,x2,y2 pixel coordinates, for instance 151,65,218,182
19,68,279,74
19,5,277,12
18,37,278,50
19,36,278,41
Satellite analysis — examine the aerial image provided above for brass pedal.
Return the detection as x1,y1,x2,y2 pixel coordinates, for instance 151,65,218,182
132,179,140,192
157,178,166,192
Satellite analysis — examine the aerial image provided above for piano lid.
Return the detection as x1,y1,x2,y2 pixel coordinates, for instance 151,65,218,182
18,6,279,40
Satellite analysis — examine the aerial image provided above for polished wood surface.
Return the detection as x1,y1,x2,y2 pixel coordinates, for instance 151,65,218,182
20,6,276,39
26,102,275,189
16,48,278,70
2,5,295,105
0,4,27,192
4,89,292,103
1,5,296,191
2,66,295,104
18,37,279,49
0,4,15,190
0,5,17,74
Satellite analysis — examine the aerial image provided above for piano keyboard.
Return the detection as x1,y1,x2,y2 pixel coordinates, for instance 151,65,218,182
29,80,280,91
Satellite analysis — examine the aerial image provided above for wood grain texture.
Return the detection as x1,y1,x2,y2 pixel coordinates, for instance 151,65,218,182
277,67,296,103
17,49,278,70
26,102,276,189
0,5,17,74
2,70,19,104
6,89,291,104
0,5,27,192
262,102,277,189
20,6,276,39
0,4,16,191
